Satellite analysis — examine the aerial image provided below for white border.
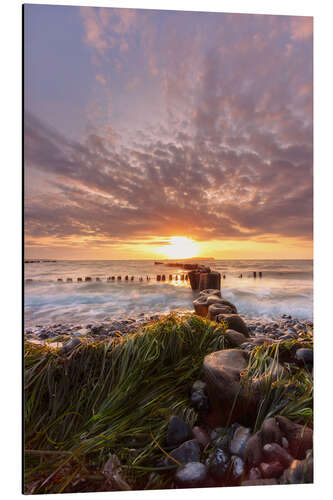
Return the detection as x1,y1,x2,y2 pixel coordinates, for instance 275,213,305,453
1,1,332,499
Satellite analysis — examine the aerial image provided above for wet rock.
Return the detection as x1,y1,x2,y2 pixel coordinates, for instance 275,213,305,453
199,289,222,298
224,329,247,347
203,349,255,425
206,448,230,480
295,348,313,368
229,426,251,458
199,271,221,292
192,426,210,448
259,461,285,479
262,443,293,467
251,337,276,346
281,454,313,484
216,314,249,337
174,462,209,488
244,433,263,467
190,390,209,411
275,416,313,459
248,467,262,480
208,303,235,321
229,455,245,482
261,417,283,445
166,416,191,447
59,337,81,355
241,478,278,486
166,439,201,466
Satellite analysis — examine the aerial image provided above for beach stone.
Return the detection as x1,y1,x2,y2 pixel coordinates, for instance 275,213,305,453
174,462,209,488
295,348,313,368
281,454,313,484
261,418,283,445
262,443,293,467
166,439,201,466
166,416,191,447
251,337,276,346
275,416,313,459
203,349,257,426
208,303,235,321
190,390,209,411
216,314,249,337
230,456,245,482
206,448,230,480
59,337,81,355
224,329,247,347
241,478,278,486
244,433,263,467
229,426,251,458
259,461,285,479
192,426,210,448
248,467,262,480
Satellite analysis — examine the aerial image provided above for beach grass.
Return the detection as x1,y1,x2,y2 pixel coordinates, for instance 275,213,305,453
24,315,313,493
24,314,230,493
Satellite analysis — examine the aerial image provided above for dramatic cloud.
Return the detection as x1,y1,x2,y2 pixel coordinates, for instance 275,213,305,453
24,7,313,257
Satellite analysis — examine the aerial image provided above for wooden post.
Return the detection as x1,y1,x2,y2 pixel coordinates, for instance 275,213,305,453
77,277,82,282
125,275,128,281
162,274,166,281
253,271,257,278
169,274,172,280
157,275,161,281
117,276,121,280
131,276,134,281
57,278,63,282
259,271,262,278
67,278,73,282
85,277,92,282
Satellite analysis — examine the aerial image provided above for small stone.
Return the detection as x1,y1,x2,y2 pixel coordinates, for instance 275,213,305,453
261,418,283,445
192,426,210,448
229,426,251,458
206,448,230,480
224,329,247,347
216,314,249,336
174,462,209,488
281,455,313,484
259,461,285,479
166,439,201,466
262,443,293,467
59,337,81,355
230,455,245,481
190,390,209,410
244,432,263,467
275,416,313,459
295,348,313,368
166,416,191,447
248,467,262,480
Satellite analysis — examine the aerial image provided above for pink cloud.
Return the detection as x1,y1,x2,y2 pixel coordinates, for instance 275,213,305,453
290,17,313,40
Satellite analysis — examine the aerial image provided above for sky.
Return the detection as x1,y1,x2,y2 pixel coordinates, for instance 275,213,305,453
24,5,313,260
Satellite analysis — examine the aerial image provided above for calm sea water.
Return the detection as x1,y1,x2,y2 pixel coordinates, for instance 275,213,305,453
24,260,313,326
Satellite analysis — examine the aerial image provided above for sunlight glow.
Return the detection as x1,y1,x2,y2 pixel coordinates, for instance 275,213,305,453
162,236,198,259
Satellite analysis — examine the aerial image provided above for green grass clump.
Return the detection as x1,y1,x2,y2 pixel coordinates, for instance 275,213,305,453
242,341,313,432
24,314,229,493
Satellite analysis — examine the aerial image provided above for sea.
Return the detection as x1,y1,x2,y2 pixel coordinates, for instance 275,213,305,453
24,260,313,327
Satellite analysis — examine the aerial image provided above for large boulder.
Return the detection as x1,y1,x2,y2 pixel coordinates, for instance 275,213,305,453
203,349,257,426
216,314,249,337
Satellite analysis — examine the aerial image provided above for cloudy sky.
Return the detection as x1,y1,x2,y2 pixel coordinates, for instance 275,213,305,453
24,5,313,259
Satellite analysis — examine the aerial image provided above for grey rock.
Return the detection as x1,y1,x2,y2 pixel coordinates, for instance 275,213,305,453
192,380,206,392
59,337,81,355
166,439,201,466
190,390,209,411
206,448,230,480
174,462,209,488
216,314,249,336
166,416,191,447
295,348,313,367
229,426,251,458
230,455,245,481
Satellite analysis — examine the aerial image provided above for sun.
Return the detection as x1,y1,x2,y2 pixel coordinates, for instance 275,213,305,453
162,236,198,259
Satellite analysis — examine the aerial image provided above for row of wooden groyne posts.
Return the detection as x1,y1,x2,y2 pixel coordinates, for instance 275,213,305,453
25,268,263,286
